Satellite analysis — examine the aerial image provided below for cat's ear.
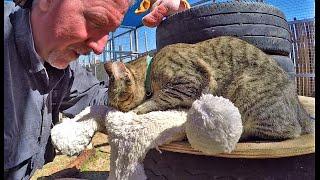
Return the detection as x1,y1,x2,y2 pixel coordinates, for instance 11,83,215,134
104,62,113,76
113,62,129,78
104,61,129,80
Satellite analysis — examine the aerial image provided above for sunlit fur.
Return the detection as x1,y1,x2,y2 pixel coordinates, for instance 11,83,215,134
104,36,314,140
105,57,147,112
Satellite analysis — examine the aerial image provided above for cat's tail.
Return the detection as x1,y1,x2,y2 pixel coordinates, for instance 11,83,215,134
297,96,315,135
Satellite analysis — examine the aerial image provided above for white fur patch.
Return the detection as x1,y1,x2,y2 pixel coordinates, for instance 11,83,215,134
105,110,187,180
51,95,243,180
186,94,243,154
51,106,108,156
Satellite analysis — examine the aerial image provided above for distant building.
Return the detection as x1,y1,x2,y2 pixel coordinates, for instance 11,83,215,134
288,18,315,97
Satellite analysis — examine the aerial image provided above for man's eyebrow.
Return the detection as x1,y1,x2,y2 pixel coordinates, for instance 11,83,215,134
84,11,109,28
104,4,124,27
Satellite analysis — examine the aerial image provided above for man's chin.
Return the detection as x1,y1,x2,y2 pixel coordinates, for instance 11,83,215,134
50,63,69,69
47,59,76,69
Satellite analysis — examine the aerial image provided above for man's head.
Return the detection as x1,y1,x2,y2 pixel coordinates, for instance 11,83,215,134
30,0,133,69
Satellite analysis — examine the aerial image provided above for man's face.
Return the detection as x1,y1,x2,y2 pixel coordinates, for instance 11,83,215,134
32,0,129,69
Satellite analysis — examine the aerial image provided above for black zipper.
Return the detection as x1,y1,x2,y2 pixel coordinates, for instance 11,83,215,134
38,96,45,143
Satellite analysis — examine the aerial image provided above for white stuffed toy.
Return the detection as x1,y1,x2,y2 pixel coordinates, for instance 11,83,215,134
186,95,242,154
51,94,243,180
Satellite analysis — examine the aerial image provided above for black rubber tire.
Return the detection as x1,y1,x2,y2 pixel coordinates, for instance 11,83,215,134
157,13,291,39
158,27,292,56
156,2,292,56
269,55,296,81
163,1,287,23
143,149,315,180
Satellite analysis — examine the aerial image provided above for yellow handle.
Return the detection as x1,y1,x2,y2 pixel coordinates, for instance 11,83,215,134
135,0,151,14
181,0,191,9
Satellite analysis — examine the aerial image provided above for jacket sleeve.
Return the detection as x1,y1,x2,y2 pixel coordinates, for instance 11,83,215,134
59,61,109,117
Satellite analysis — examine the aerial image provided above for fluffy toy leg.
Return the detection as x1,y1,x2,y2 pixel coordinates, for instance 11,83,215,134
51,105,109,156
105,110,187,180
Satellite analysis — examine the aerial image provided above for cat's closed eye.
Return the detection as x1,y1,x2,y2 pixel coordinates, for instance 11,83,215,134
124,77,132,85
109,75,115,81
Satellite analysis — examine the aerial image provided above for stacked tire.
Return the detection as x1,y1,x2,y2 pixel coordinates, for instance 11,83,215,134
156,1,295,80
145,2,297,178
270,55,295,81
144,149,314,179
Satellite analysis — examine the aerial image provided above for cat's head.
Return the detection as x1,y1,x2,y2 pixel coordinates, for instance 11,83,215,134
104,61,140,112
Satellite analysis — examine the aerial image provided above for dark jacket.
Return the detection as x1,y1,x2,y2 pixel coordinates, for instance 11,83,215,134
4,1,109,173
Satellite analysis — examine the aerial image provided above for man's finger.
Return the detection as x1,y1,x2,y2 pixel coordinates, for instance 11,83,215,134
142,4,168,27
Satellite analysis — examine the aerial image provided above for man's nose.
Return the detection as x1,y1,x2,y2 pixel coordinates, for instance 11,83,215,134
87,35,109,54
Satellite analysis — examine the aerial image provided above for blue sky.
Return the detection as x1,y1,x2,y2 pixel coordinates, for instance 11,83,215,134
4,0,315,63
87,0,315,63
265,0,315,21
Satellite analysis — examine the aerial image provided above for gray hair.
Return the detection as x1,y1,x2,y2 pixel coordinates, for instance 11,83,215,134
30,0,136,8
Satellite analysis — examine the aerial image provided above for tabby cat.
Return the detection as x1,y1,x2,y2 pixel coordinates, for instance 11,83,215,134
104,36,314,140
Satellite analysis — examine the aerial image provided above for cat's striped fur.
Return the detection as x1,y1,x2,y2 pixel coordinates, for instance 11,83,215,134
104,36,314,140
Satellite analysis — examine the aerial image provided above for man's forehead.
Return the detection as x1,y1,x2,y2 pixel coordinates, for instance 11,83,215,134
14,0,131,9
86,0,130,8
83,0,130,16
83,0,130,30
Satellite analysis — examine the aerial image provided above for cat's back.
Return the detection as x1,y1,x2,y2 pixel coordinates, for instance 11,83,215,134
153,36,288,86
155,36,281,70
200,36,288,77
151,43,200,78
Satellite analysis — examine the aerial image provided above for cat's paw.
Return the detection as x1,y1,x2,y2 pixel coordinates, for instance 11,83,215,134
131,109,145,115
132,100,161,114
132,106,150,115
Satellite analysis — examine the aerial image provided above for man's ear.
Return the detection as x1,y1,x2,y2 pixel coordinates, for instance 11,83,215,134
38,0,52,12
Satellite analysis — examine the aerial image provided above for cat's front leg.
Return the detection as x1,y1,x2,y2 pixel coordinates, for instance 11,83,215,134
132,86,198,114
131,99,161,114
132,73,213,114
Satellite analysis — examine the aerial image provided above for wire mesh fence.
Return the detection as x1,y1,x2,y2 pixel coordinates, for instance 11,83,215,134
82,0,315,97
289,18,315,97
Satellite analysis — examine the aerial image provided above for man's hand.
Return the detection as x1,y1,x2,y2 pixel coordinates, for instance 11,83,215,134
135,0,191,27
